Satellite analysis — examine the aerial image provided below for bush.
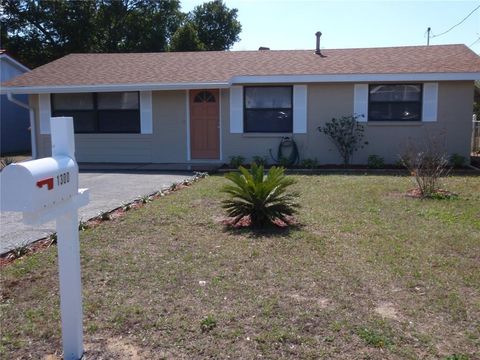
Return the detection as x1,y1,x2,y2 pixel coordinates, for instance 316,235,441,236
367,155,385,169
0,157,15,170
300,158,318,169
400,137,450,198
252,155,268,167
229,155,245,168
449,153,466,168
222,163,299,227
318,115,368,166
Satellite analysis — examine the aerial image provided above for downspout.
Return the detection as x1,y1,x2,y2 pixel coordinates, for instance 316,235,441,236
6,92,37,159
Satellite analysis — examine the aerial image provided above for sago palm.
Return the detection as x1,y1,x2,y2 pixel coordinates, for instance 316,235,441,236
221,163,299,227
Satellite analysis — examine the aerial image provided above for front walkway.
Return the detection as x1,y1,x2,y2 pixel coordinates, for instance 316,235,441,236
0,171,191,254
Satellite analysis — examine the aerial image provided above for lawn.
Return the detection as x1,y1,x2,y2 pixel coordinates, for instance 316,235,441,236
1,174,479,359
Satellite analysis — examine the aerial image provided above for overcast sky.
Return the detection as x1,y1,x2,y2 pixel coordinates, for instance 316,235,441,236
182,0,480,53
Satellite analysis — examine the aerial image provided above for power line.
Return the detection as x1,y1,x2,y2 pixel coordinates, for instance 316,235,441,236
431,4,480,39
470,36,480,47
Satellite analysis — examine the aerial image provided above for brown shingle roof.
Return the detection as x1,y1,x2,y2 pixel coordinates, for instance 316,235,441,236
3,44,479,89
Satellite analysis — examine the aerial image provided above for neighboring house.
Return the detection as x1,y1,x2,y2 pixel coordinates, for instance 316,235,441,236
1,43,479,165
0,50,31,155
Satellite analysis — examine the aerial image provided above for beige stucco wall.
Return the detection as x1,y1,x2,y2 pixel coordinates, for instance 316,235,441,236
222,81,475,164
31,90,188,163
151,90,187,163
32,81,474,165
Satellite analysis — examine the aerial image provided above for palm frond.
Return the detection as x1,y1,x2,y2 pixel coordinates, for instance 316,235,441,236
221,165,299,227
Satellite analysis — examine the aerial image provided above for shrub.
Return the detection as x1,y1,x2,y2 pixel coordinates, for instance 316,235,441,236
78,219,89,231
394,159,405,168
98,211,111,221
400,137,450,198
300,158,318,169
0,157,15,170
449,153,466,168
318,115,368,166
277,156,291,168
229,155,245,168
222,163,299,227
200,315,217,332
367,155,385,169
252,155,268,167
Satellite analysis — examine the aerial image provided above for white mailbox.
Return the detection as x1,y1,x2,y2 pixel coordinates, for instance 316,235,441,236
0,155,78,213
0,117,88,360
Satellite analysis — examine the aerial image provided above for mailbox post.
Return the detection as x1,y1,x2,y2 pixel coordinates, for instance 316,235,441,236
0,117,88,360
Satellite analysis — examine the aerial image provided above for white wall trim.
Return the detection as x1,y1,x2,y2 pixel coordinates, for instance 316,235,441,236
186,90,191,161
4,72,477,95
353,84,369,122
139,91,153,134
39,93,51,134
422,82,438,122
293,85,307,133
229,85,243,133
219,89,223,161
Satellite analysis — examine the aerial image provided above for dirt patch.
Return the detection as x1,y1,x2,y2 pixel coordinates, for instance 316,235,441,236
42,355,61,360
219,215,297,228
106,337,141,359
374,302,400,321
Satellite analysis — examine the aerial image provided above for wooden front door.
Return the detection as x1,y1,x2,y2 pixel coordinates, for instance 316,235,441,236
190,89,220,159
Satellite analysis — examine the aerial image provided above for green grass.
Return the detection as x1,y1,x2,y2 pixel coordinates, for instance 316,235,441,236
1,174,479,359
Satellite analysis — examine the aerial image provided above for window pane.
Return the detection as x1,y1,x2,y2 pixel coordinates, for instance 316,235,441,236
369,102,421,121
97,92,139,110
370,84,421,102
52,93,94,110
194,91,216,103
98,110,140,133
54,110,97,132
245,109,293,132
245,87,292,109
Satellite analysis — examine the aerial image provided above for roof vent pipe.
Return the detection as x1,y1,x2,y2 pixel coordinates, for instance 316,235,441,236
315,31,323,56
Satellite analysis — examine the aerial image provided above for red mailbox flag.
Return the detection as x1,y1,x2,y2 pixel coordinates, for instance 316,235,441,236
36,178,54,190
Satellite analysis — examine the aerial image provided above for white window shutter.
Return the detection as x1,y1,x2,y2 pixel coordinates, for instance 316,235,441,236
229,86,243,133
39,93,51,134
140,91,153,134
353,84,368,122
422,83,438,122
293,85,307,133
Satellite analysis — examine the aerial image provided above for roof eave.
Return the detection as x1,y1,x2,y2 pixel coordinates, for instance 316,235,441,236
2,72,479,94
0,81,230,94
230,72,480,84
0,54,30,73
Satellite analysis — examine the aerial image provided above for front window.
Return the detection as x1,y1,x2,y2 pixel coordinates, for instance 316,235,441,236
244,86,293,132
368,84,422,121
52,92,140,133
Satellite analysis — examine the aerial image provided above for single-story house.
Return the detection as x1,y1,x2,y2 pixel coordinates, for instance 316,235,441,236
1,43,479,165
0,50,31,155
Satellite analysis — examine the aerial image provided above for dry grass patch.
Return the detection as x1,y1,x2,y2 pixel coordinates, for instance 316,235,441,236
1,175,479,359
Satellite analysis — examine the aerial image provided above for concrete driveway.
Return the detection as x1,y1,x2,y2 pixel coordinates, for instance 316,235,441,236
0,171,191,254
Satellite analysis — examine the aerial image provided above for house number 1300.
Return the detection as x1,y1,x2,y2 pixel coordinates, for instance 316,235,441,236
56,172,70,186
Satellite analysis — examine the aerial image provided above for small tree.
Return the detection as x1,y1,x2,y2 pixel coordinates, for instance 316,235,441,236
221,164,298,228
400,135,450,198
318,115,368,166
